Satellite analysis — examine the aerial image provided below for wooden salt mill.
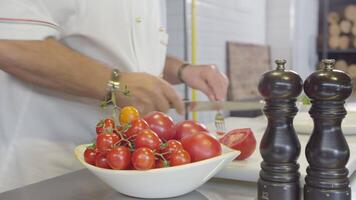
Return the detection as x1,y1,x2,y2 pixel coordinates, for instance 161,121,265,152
257,59,303,200
304,59,352,200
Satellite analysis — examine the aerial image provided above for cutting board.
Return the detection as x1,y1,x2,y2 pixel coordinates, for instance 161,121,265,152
226,42,270,101
208,117,356,184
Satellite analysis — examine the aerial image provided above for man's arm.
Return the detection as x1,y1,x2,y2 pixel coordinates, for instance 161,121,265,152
0,38,184,114
0,38,111,100
163,55,229,101
162,55,185,85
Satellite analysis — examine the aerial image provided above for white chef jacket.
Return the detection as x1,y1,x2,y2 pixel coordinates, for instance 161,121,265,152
0,0,168,192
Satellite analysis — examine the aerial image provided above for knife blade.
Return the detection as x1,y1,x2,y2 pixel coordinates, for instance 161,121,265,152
183,101,264,112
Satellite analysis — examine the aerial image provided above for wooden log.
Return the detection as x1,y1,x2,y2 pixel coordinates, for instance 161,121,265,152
329,36,340,49
340,20,352,34
335,59,348,72
345,5,356,22
328,11,340,24
329,23,341,36
352,25,356,36
339,35,350,49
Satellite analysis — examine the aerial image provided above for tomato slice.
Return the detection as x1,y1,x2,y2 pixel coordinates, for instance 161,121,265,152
219,128,256,160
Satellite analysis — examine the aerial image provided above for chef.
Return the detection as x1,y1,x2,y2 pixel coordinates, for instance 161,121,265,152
0,0,228,192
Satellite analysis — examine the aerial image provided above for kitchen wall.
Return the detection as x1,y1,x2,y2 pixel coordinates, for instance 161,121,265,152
166,0,267,124
166,0,318,124
267,0,319,79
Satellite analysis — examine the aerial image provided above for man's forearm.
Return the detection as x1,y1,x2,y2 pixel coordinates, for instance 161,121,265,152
162,55,185,85
0,38,112,100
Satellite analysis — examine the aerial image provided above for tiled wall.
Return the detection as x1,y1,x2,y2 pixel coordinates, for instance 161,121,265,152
266,0,293,66
266,0,319,79
166,0,267,124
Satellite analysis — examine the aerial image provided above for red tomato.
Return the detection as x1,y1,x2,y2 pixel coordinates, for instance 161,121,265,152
143,111,175,141
96,120,104,134
161,140,183,160
96,133,114,152
95,153,111,169
103,118,115,129
219,128,256,160
84,147,97,165
155,159,169,168
96,118,115,134
106,146,131,170
170,149,191,166
134,129,162,151
182,132,222,162
124,118,149,140
174,120,208,140
111,132,121,145
131,147,155,170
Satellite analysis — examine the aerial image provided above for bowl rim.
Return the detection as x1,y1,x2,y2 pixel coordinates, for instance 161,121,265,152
74,144,240,174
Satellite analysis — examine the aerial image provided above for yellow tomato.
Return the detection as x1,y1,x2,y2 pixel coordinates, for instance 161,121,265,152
119,106,140,125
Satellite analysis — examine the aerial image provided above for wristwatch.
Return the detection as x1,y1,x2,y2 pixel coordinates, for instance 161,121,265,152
178,63,190,83
103,69,120,104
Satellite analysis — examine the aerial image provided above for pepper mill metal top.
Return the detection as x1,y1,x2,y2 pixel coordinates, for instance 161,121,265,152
304,59,352,101
258,59,303,99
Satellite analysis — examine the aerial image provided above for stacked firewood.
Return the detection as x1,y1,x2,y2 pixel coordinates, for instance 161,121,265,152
327,4,356,49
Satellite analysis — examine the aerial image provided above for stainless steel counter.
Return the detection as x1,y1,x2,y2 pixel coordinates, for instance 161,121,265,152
0,169,257,200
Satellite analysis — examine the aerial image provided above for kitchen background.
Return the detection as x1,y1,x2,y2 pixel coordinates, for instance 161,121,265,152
166,0,356,124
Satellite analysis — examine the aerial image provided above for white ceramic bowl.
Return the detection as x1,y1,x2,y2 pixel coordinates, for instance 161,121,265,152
74,144,239,199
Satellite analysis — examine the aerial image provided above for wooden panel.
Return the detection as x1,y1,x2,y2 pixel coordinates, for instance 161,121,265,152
227,42,270,101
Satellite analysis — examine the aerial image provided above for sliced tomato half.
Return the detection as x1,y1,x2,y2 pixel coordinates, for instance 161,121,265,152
219,128,256,160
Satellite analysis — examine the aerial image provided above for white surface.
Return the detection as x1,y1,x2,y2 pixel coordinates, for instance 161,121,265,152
74,144,240,199
209,116,356,196
295,111,356,135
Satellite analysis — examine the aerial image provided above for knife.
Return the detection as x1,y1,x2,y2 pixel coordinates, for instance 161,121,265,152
183,100,264,112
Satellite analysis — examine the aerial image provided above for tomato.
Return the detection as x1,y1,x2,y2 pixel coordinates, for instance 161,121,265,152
161,140,183,160
106,146,131,170
170,149,191,166
155,159,169,168
124,118,149,140
181,132,222,162
96,133,114,152
131,147,155,170
96,120,104,134
95,153,111,169
96,118,115,134
104,118,115,129
120,106,140,125
134,129,162,151
143,111,175,141
111,132,121,145
84,147,97,165
219,128,256,160
174,120,208,140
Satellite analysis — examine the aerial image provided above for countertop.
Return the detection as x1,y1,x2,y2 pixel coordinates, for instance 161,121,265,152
3,107,356,200
0,169,257,200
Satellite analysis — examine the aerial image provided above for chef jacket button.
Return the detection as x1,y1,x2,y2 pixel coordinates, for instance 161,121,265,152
159,26,165,32
135,17,142,23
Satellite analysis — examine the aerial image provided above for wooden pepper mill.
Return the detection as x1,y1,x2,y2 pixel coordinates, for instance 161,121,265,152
304,59,352,200
257,59,303,200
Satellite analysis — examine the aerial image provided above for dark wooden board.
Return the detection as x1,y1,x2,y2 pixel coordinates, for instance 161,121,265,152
226,42,271,101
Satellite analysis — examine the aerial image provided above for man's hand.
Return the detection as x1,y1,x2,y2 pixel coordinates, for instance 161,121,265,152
181,64,228,101
117,72,185,115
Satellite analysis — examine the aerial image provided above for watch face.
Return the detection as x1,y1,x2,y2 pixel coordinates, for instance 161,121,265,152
112,69,121,82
